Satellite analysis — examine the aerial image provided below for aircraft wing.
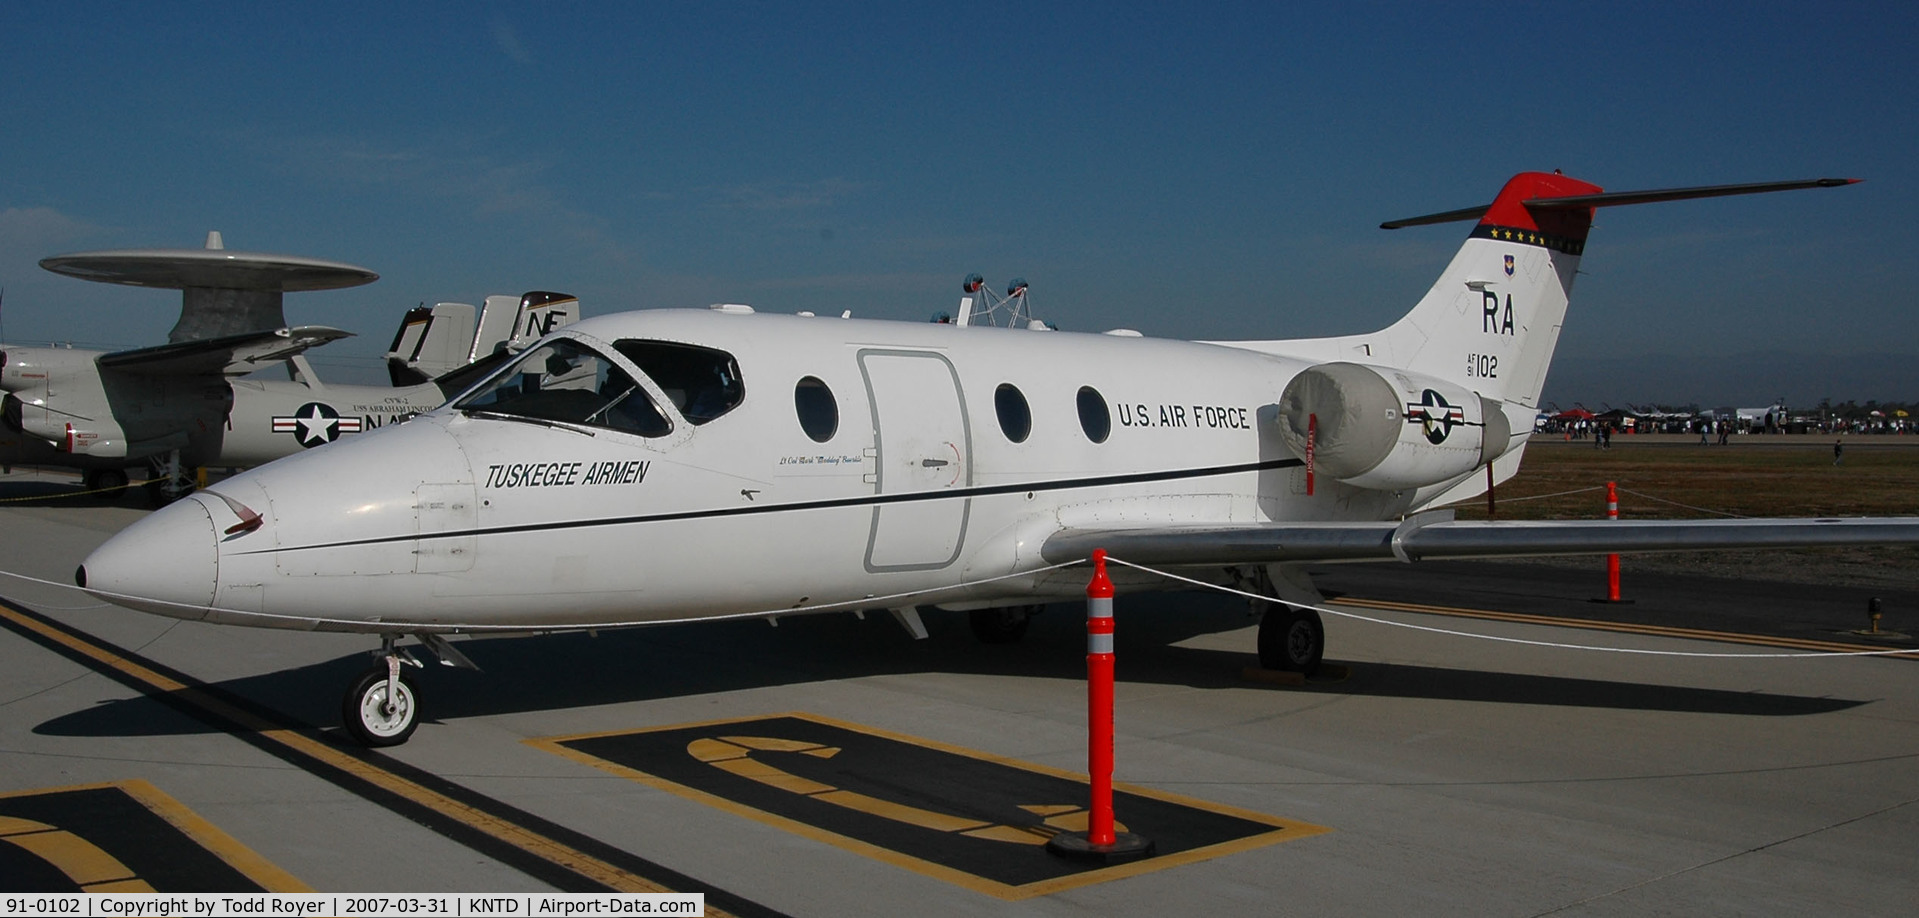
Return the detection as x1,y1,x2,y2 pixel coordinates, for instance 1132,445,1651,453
98,325,354,377
1040,514,1919,566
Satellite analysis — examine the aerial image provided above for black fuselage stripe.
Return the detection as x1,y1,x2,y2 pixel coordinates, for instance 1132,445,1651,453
244,457,1305,556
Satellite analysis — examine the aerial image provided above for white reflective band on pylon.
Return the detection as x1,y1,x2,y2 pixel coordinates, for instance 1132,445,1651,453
1088,597,1113,618
1088,632,1114,654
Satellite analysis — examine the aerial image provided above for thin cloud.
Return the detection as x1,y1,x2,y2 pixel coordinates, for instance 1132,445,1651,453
260,132,636,266
0,206,103,251
492,20,533,64
712,179,866,211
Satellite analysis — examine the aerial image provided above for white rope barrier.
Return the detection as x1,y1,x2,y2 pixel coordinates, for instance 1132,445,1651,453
1,548,1905,660
1435,485,1605,509
1103,556,1917,660
1436,483,1757,518
1615,487,1752,519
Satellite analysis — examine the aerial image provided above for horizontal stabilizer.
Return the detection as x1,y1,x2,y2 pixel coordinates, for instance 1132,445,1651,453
1381,177,1860,229
99,325,354,377
1042,515,1919,566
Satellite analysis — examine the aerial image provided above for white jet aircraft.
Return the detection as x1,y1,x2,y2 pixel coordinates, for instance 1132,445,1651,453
77,172,1919,745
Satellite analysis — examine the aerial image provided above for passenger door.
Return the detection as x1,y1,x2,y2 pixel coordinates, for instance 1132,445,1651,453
858,350,971,571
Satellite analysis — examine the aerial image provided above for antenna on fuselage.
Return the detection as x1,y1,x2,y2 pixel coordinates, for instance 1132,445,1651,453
953,274,1043,329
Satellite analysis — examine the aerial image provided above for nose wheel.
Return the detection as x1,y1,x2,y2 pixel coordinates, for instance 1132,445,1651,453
343,644,421,746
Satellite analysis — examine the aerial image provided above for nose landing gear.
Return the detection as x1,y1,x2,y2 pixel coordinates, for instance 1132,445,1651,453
343,637,421,747
344,661,418,746
339,633,479,746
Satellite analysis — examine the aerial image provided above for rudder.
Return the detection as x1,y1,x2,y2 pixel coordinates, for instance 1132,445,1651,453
1376,171,1601,409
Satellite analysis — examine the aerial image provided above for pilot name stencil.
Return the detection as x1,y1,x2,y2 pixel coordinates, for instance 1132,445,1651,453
483,459,649,489
777,454,863,467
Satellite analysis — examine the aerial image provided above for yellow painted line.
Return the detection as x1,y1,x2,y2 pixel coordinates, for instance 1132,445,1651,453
0,780,302,892
1334,596,1919,657
531,711,1331,901
0,813,152,890
116,779,310,893
0,602,735,908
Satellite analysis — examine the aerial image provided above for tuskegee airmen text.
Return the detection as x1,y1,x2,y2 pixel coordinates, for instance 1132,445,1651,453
483,460,650,489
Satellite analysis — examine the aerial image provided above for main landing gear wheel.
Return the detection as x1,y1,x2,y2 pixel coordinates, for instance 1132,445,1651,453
1257,605,1324,674
970,604,1040,644
343,665,419,747
83,469,129,500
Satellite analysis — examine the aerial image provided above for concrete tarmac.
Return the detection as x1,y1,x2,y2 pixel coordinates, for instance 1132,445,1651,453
1,472,1915,915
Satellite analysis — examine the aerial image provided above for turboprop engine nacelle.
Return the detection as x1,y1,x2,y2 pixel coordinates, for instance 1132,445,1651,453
1277,362,1510,491
0,347,130,457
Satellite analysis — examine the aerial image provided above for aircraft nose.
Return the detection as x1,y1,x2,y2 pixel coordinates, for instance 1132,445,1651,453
78,496,218,619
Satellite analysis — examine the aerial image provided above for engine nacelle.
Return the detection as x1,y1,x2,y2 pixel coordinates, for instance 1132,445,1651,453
0,348,129,456
3,398,129,457
1276,362,1510,491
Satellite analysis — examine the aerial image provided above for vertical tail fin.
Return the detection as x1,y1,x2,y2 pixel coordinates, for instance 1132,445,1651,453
384,302,478,386
502,291,581,351
425,292,582,400
467,291,582,361
1376,171,1602,409
1372,173,1859,409
384,292,582,387
1245,172,1855,506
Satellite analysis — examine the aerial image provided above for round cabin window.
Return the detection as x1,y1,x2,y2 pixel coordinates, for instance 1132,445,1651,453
794,376,838,442
1076,386,1110,444
995,383,1032,443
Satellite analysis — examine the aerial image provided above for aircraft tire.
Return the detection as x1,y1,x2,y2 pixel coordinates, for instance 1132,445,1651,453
969,605,1037,644
84,469,129,500
1258,606,1323,674
342,666,419,747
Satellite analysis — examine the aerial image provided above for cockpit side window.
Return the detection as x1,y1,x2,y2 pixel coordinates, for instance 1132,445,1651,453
613,340,744,425
452,338,673,437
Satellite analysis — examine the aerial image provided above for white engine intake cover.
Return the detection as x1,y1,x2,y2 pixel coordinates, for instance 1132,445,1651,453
1277,362,1509,491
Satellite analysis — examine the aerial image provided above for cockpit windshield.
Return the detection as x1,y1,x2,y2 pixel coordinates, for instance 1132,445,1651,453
452,338,673,437
613,340,744,425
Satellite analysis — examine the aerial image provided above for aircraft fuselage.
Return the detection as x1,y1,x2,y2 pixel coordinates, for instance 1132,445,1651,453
80,308,1431,631
0,343,444,473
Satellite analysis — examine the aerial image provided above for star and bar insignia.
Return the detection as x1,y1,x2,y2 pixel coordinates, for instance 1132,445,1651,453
271,402,363,448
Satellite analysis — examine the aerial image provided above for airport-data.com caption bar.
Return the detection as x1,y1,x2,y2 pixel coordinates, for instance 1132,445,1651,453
2,894,704,918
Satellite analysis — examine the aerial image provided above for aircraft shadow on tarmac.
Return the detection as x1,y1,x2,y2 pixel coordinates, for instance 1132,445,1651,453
35,589,1867,741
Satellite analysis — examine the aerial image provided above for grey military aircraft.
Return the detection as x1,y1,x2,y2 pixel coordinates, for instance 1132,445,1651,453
1,234,576,498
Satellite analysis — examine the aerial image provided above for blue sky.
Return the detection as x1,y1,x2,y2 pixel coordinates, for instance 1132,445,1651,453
2,2,1914,405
